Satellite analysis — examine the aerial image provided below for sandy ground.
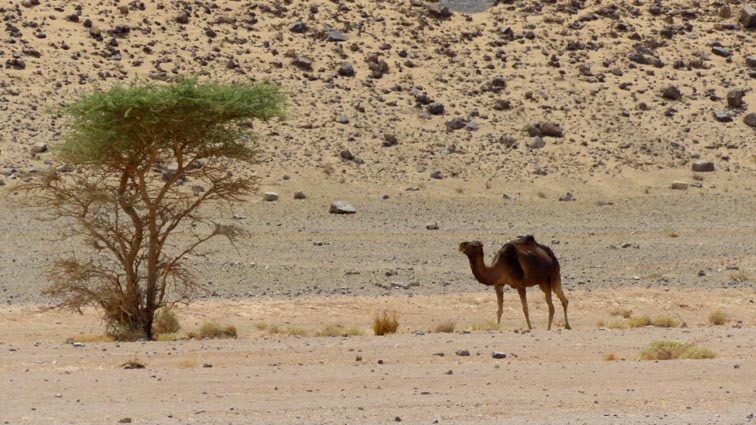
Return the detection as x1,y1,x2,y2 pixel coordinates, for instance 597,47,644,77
3,0,756,423
2,288,756,425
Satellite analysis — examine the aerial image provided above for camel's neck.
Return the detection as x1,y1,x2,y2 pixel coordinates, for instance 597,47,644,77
466,253,496,286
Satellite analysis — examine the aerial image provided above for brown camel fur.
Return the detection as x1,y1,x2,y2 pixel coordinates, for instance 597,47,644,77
459,235,571,330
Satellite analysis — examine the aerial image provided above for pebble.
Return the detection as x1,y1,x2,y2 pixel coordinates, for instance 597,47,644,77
744,113,756,127
713,111,732,123
491,351,507,359
691,160,715,172
426,221,439,230
430,170,443,180
671,181,688,190
293,191,306,200
329,201,356,214
262,192,279,202
455,349,470,357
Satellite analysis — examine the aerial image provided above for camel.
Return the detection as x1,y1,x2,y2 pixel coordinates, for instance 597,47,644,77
459,235,570,330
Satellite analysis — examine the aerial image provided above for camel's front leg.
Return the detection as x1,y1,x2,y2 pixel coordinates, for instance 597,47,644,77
495,285,504,325
517,287,532,330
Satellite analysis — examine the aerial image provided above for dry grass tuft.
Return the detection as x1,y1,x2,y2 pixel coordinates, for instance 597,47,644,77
255,322,268,331
188,322,238,339
729,271,751,283
315,324,366,337
640,341,716,361
651,315,681,328
604,353,618,361
627,315,652,328
285,326,309,337
373,310,399,336
470,319,500,331
433,320,456,333
708,310,728,326
176,359,197,368
153,309,180,335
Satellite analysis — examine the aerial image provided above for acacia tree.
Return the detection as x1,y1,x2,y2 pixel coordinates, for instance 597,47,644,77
19,78,285,340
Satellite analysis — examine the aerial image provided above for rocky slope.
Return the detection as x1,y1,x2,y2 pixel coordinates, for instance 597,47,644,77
1,0,756,184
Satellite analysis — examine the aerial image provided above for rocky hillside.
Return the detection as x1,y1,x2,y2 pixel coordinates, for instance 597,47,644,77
1,0,755,183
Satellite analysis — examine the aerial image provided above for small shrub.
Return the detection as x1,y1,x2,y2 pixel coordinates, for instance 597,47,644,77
344,326,365,336
627,315,652,328
651,315,680,328
604,353,618,361
708,310,728,326
191,322,238,339
153,309,180,335
176,359,197,368
610,308,633,319
255,322,268,331
373,310,399,336
267,325,281,335
537,191,547,199
316,324,345,337
730,271,751,283
606,320,629,330
470,319,500,331
285,326,309,337
640,341,716,360
433,320,456,333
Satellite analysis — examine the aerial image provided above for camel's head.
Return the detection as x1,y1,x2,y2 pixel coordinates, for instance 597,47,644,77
458,241,483,257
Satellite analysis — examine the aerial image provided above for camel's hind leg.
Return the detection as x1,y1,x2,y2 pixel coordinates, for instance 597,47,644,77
552,274,571,330
540,282,555,330
517,287,532,330
495,286,504,325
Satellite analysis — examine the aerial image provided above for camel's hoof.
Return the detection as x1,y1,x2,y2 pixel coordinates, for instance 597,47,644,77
565,325,572,330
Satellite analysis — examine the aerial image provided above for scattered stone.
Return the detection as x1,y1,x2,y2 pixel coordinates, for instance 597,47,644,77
714,111,732,122
430,170,443,180
329,200,356,214
5,59,26,70
292,56,313,71
455,349,470,357
262,192,279,202
31,143,48,154
289,21,307,33
340,149,354,161
337,63,355,77
503,193,518,201
336,115,349,124
446,117,466,131
662,86,682,100
493,99,511,111
727,90,745,108
118,418,132,424
711,46,731,57
426,221,439,230
327,29,348,42
539,122,564,138
741,5,756,28
491,352,507,359
428,102,445,115
671,181,688,190
527,137,546,149
176,11,190,24
559,192,575,202
72,342,85,347
691,160,715,172
744,113,756,127
0,178,5,186
293,191,306,200
747,56,756,68
428,4,453,19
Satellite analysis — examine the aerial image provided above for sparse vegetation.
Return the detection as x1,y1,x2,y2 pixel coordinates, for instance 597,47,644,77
664,227,679,238
730,271,751,283
708,310,728,326
604,353,618,361
651,315,681,328
640,341,716,360
188,322,238,339
433,320,456,333
315,324,366,337
255,322,268,331
17,78,285,341
627,315,652,328
373,310,399,336
153,309,180,336
284,326,309,337
470,319,501,331
600,315,681,329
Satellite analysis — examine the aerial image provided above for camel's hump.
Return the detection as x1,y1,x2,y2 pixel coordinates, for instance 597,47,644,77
512,235,537,246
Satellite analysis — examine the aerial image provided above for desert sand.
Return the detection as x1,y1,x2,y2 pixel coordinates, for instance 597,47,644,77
2,0,756,424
